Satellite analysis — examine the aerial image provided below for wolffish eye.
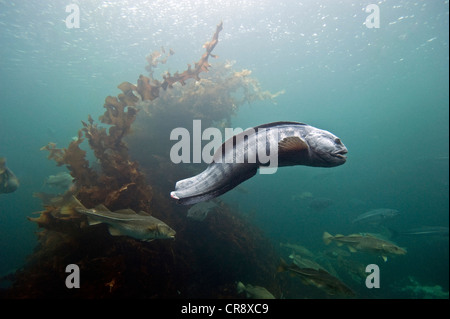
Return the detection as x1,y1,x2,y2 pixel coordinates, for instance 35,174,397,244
334,138,341,144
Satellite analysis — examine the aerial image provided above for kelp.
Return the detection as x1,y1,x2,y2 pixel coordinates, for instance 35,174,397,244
2,22,284,299
123,22,223,101
145,46,174,78
37,22,226,213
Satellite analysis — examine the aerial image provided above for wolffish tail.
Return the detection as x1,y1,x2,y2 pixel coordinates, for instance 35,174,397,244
171,163,257,205
170,169,221,205
170,189,218,206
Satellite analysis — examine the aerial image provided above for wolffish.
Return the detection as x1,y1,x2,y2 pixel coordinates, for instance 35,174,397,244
171,121,347,205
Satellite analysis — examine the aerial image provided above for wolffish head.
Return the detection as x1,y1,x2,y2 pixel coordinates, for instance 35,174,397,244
304,129,348,167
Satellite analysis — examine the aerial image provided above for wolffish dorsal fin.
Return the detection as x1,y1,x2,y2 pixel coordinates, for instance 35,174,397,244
278,136,308,153
253,121,307,130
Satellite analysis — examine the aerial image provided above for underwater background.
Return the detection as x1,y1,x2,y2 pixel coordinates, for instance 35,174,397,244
0,0,448,299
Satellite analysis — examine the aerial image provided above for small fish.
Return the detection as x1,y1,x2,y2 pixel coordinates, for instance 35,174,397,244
65,196,175,241
322,246,351,258
289,253,326,271
236,282,275,299
187,201,218,221
280,242,315,258
391,226,449,238
44,172,74,190
277,259,355,297
0,157,19,194
323,231,406,262
352,208,399,225
171,121,347,205
334,257,368,283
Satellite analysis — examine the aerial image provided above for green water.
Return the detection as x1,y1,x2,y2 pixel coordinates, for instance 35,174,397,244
0,0,448,298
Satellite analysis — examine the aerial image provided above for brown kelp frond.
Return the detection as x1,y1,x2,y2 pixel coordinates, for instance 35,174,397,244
145,46,175,78
119,22,224,102
37,23,226,222
161,21,223,89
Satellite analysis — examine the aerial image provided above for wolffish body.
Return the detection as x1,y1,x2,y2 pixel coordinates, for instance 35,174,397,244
171,121,347,205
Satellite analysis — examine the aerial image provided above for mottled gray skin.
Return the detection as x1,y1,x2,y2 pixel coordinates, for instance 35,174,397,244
171,121,348,205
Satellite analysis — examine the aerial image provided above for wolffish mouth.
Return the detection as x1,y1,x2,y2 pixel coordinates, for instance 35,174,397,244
333,149,348,159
